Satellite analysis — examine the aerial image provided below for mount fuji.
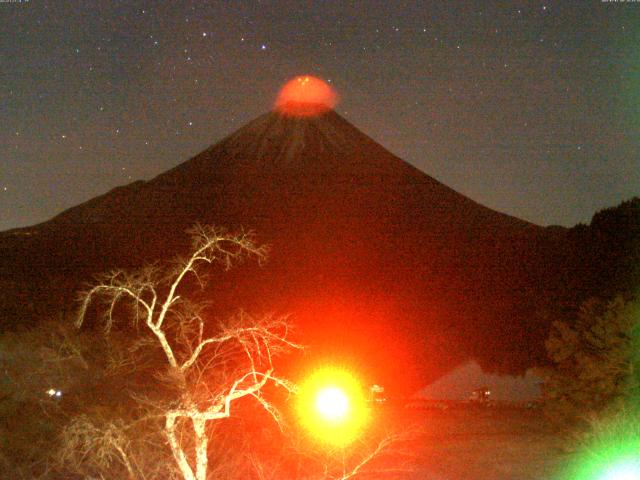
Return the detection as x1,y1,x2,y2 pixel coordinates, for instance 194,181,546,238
0,106,565,390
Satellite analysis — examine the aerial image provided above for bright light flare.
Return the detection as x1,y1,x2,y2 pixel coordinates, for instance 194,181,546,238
563,426,640,480
315,386,349,422
297,366,368,446
600,460,640,480
275,75,337,116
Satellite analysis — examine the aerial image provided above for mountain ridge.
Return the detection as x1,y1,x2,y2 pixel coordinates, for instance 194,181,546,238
1,108,568,391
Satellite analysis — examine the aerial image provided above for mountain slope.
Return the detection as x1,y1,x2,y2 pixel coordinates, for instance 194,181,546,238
0,109,564,391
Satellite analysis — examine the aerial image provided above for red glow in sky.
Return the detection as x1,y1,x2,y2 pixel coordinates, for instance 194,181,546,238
275,76,337,116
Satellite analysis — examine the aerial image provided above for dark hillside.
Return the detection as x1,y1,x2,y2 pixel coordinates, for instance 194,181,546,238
0,109,595,391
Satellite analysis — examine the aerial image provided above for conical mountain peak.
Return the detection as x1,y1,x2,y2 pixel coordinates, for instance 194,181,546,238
0,106,559,391
214,108,376,165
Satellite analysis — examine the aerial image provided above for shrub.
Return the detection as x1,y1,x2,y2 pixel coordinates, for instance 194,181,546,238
543,296,639,442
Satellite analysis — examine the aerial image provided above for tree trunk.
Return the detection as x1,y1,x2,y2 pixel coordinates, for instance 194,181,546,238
193,417,209,480
166,414,196,480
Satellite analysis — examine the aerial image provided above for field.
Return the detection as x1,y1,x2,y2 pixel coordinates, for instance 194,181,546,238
376,405,570,480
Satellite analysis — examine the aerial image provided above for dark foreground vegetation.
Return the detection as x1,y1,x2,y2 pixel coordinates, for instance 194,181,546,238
1,226,416,479
1,196,639,478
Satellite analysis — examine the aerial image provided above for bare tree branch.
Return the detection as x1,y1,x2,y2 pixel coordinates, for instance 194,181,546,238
71,225,296,480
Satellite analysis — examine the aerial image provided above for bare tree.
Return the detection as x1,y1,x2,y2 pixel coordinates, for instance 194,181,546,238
247,426,418,480
74,225,300,480
325,432,415,480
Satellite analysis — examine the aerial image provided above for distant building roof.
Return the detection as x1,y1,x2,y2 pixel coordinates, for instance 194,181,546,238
416,361,542,402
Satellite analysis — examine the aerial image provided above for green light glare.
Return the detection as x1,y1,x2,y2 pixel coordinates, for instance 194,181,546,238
564,446,640,480
558,411,640,480
601,459,640,480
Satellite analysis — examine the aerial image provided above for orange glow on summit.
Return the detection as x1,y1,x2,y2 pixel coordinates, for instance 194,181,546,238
275,75,337,116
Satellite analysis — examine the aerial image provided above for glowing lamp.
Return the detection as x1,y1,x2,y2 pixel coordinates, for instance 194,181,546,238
296,366,368,447
316,386,349,422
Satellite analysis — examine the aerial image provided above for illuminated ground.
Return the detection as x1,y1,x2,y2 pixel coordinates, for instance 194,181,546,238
380,405,569,480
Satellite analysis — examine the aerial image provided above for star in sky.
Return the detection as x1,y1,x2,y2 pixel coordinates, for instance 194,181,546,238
1,1,639,231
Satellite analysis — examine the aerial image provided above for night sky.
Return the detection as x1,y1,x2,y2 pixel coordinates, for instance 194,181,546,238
2,1,639,232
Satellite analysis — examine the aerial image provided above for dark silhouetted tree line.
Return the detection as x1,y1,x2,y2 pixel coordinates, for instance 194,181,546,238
560,197,640,305
542,198,640,450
